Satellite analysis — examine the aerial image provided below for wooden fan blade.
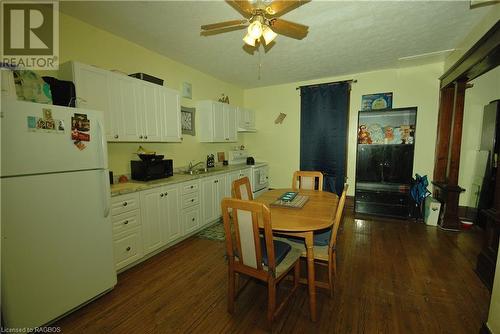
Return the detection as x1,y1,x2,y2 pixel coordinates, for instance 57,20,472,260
265,0,311,17
226,0,255,18
201,25,247,36
201,19,247,31
270,18,308,39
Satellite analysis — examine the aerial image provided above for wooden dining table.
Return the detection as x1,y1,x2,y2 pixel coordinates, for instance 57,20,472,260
254,188,339,322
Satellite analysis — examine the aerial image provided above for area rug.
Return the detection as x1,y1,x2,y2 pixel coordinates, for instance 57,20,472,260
197,221,226,241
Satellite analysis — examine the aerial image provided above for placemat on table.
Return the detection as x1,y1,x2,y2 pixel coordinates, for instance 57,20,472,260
270,195,309,209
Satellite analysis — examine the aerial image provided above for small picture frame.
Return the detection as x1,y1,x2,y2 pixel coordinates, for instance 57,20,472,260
361,92,393,111
182,82,192,99
181,106,196,136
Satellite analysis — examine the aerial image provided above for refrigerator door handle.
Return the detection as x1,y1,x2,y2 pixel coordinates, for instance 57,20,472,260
96,119,109,169
102,169,111,218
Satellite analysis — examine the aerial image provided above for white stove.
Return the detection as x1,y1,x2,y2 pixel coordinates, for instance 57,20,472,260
227,150,269,198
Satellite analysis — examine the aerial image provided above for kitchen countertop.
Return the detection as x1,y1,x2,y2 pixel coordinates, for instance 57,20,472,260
110,164,251,197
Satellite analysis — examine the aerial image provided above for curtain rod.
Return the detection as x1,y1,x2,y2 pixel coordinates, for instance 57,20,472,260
296,79,357,90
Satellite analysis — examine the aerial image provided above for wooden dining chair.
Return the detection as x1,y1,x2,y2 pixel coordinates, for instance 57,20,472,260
297,184,348,297
221,198,301,323
232,177,253,200
292,171,324,191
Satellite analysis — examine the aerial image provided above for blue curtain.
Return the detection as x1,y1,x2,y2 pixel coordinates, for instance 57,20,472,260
300,83,349,195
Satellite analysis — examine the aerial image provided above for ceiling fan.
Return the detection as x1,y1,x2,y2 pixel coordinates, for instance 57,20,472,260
201,0,310,47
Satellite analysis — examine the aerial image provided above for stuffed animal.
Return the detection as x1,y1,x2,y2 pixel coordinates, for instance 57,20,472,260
358,125,372,144
384,126,394,143
400,125,411,144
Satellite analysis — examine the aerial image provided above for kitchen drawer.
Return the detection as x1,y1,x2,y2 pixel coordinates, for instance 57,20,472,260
181,181,199,195
112,209,141,235
182,193,200,209
113,227,143,270
112,193,140,216
183,206,200,235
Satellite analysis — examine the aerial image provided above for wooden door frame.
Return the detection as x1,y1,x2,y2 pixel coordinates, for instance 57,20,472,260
433,20,500,230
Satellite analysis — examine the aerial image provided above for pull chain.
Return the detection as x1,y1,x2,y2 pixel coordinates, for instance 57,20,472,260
258,45,262,80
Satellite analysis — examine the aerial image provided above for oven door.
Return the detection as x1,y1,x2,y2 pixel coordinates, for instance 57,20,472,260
252,166,269,194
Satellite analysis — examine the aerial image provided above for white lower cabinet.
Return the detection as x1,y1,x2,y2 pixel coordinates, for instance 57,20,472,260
183,206,200,235
140,187,165,253
225,168,251,197
163,185,181,242
201,175,226,226
111,169,259,272
113,228,143,270
140,184,182,254
111,193,144,271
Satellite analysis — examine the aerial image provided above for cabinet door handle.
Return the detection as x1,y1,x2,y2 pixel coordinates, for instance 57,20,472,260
191,199,194,202
144,135,148,139
114,134,119,139
126,246,131,252
160,193,164,197
123,202,128,207
139,135,143,139
164,192,168,196
192,218,195,222
123,220,129,225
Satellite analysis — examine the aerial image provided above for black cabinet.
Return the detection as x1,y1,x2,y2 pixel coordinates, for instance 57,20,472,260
355,107,417,218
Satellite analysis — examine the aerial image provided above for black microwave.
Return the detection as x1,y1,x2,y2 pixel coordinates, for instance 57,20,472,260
131,159,173,181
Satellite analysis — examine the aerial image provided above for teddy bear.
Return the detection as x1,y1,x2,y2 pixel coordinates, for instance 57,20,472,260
358,125,372,144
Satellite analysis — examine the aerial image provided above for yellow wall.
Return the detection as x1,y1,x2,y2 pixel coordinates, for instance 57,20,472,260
58,13,244,175
459,66,500,207
444,5,499,71
242,63,443,194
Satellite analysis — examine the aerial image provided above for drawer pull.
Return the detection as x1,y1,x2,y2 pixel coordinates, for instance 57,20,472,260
160,193,164,197
126,246,131,252
191,199,194,202
164,192,168,196
114,134,119,139
192,218,195,222
190,185,194,189
123,202,128,207
123,220,129,225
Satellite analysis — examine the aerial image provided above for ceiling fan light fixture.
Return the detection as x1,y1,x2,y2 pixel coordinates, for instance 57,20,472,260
247,20,263,39
262,24,277,45
243,33,256,46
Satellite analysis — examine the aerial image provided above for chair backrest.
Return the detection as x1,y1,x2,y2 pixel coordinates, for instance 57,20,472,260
232,177,253,200
221,198,277,274
329,184,348,249
292,171,324,191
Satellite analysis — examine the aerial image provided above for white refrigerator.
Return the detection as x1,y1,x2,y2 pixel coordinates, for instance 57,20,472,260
1,99,117,328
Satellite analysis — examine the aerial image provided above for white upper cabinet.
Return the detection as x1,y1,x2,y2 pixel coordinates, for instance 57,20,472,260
159,87,182,142
59,61,180,143
224,104,237,141
136,82,162,142
197,100,238,142
59,62,116,140
237,107,256,132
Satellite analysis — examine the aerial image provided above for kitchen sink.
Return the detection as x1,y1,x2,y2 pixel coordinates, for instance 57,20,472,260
182,167,226,175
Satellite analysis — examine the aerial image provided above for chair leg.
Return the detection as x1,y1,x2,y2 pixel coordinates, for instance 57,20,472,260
228,268,235,313
267,278,276,323
328,257,334,298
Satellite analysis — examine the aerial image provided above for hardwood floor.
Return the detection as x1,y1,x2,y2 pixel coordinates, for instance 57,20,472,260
56,210,490,333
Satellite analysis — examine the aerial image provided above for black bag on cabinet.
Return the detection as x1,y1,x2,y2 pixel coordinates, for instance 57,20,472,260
42,76,76,107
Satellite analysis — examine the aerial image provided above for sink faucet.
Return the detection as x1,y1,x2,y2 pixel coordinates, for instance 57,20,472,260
188,161,205,172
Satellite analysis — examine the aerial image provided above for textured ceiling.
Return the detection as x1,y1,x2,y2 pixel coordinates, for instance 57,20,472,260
60,1,491,88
